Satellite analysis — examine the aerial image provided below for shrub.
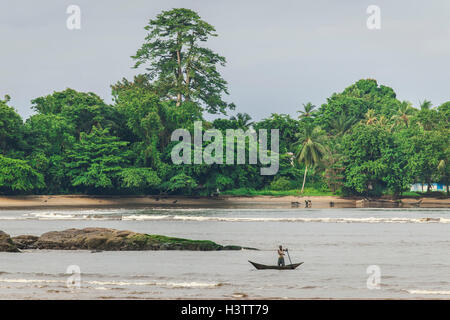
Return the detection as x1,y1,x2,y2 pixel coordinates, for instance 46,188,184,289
270,177,292,191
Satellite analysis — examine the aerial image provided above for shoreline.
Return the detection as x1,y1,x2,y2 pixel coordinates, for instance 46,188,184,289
0,195,448,209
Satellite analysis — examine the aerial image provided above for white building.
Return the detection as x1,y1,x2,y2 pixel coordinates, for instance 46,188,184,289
410,183,446,192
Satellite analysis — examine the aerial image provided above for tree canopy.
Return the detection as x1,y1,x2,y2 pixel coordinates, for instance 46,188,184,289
132,8,234,114
0,9,448,197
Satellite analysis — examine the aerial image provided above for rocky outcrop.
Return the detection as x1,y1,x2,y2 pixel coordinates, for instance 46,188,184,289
0,231,20,252
6,228,255,251
11,235,39,249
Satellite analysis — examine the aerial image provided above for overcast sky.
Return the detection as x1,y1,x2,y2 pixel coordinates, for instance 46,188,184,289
1,0,449,120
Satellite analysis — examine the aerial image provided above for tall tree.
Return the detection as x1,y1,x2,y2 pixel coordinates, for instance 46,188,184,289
329,112,357,137
31,89,118,138
253,114,300,153
315,79,402,131
297,102,317,119
0,155,45,193
0,96,25,157
293,125,327,193
343,124,412,196
65,126,131,192
391,101,416,128
132,8,234,114
24,114,75,193
406,129,447,192
419,100,432,110
230,113,253,129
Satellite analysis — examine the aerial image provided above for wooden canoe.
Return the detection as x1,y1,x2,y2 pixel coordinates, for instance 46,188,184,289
248,260,303,270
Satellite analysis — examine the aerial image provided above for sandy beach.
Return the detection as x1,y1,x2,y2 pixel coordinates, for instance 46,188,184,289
0,195,448,209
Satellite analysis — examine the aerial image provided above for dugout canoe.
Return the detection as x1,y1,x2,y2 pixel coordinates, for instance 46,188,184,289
248,260,303,270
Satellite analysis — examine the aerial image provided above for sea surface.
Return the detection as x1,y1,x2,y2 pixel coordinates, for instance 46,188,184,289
0,207,449,299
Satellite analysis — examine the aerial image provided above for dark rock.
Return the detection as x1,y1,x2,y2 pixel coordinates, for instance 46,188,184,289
222,245,242,250
11,235,39,249
0,231,20,252
10,228,253,251
35,228,135,250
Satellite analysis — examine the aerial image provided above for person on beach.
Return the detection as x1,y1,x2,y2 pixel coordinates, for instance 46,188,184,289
277,245,287,266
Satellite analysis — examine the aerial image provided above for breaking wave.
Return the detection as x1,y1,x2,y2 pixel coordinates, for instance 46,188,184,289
0,278,63,284
123,215,450,224
0,277,224,289
1,212,450,223
86,280,224,288
406,289,450,295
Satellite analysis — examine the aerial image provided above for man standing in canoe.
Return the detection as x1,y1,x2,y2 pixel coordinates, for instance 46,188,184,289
277,245,287,266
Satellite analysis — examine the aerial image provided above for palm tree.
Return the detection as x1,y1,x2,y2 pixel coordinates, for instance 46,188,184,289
419,100,433,110
391,101,416,127
230,113,253,129
297,102,317,119
293,125,327,193
363,109,377,125
417,100,437,130
330,112,357,136
377,115,388,126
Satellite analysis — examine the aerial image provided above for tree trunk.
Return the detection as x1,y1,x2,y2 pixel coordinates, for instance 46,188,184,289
176,33,183,107
185,73,191,101
176,47,182,107
301,165,308,194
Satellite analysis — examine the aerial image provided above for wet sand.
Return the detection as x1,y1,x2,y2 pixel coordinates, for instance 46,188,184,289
0,195,448,209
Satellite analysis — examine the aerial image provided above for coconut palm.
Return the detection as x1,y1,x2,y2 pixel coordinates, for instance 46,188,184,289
391,101,416,127
363,109,377,125
330,112,357,136
297,102,317,119
419,100,433,110
230,113,253,129
293,125,327,193
377,115,388,126
416,100,437,130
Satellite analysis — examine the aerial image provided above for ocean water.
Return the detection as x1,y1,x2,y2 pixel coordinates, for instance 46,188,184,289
0,207,449,299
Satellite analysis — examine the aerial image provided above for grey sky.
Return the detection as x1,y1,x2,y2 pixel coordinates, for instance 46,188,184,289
1,0,449,121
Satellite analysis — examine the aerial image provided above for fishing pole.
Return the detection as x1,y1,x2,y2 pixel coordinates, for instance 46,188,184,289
286,248,293,265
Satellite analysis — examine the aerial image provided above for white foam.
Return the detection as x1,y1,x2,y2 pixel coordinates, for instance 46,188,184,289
406,289,450,295
0,278,222,289
26,213,78,220
0,278,63,284
122,215,172,221
121,215,450,224
86,280,222,288
21,212,121,220
2,210,450,224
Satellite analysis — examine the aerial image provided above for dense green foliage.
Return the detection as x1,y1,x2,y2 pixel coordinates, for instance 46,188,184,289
132,8,234,114
0,9,448,197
